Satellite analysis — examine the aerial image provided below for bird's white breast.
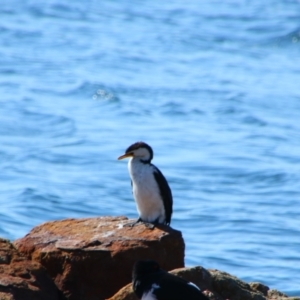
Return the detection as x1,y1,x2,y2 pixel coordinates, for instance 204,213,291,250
141,283,159,300
128,158,165,223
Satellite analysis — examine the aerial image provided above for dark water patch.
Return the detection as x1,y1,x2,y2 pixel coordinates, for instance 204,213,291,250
19,188,60,204
161,102,186,116
196,164,291,187
269,153,300,164
245,133,288,143
241,115,267,127
0,216,26,228
8,27,42,41
15,187,101,218
56,81,122,103
205,255,246,268
0,69,18,75
230,170,291,188
27,3,90,21
93,88,120,102
0,107,76,139
52,139,87,149
32,152,93,166
271,27,300,49
228,218,257,226
216,105,245,116
0,227,9,237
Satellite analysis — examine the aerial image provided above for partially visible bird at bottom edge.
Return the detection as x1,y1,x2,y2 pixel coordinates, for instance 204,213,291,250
132,260,210,300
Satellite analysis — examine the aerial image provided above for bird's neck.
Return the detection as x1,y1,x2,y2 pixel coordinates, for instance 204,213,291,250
130,157,151,165
128,157,152,179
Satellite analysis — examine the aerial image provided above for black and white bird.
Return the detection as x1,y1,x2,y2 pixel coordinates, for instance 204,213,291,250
132,260,209,300
118,142,173,226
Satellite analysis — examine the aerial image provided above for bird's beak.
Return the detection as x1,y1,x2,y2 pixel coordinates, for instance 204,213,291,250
117,153,133,160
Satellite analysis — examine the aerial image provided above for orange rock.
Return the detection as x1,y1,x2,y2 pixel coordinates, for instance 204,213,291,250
106,283,137,300
0,238,60,300
14,216,184,300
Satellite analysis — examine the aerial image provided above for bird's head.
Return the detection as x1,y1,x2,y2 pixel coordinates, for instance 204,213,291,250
118,141,153,163
132,260,161,279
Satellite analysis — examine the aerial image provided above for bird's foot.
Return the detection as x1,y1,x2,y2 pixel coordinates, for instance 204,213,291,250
124,218,156,229
143,222,155,229
124,218,142,227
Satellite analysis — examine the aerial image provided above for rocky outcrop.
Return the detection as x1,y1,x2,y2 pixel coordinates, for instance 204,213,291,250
13,216,184,300
0,238,60,300
108,266,299,300
1,215,297,300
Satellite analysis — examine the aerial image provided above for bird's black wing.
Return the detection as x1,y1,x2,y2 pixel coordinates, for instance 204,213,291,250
153,272,209,300
152,165,173,225
132,279,144,299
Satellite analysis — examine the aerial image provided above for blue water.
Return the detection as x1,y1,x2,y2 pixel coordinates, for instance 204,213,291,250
1,0,300,296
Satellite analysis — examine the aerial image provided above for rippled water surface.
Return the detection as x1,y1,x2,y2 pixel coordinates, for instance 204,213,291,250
1,0,300,296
